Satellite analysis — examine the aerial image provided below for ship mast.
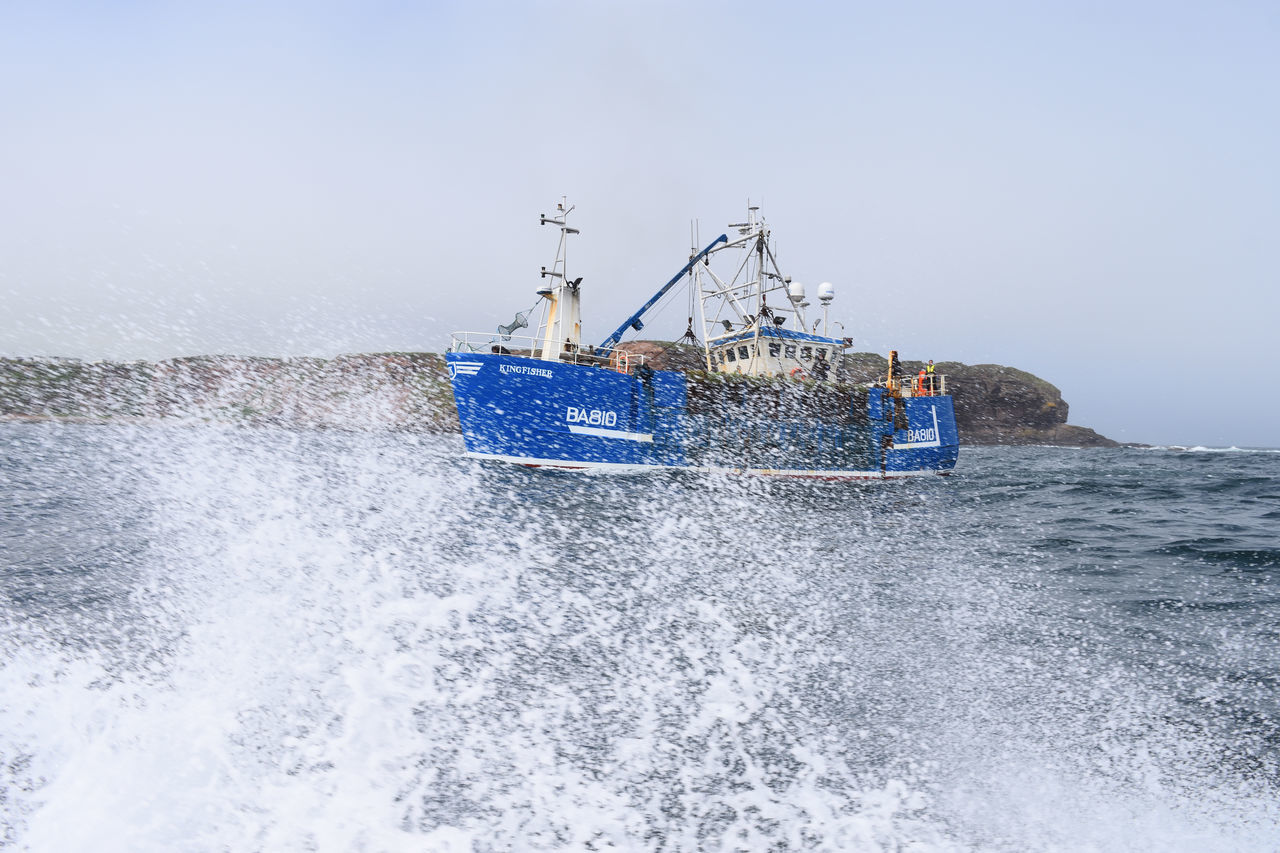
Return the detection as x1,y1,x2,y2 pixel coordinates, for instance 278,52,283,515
694,205,813,361
535,197,583,361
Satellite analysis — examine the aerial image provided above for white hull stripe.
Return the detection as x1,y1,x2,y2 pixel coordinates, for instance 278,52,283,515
566,424,654,442
449,362,484,377
463,451,944,479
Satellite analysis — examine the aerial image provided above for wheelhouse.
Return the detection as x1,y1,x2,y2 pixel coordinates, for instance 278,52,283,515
707,326,844,380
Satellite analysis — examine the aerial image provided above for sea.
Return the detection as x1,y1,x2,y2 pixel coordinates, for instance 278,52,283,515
1,422,1277,852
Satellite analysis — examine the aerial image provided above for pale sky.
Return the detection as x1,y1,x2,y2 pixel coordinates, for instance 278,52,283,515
2,1,1277,447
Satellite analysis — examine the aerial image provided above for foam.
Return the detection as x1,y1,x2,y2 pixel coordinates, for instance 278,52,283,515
2,426,1277,850
1145,444,1280,453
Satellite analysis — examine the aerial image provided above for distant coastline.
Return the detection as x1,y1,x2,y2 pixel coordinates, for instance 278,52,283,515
0,345,1119,448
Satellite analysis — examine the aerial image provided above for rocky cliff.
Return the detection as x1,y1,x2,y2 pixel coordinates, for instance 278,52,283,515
0,345,1116,447
0,353,457,433
836,353,1118,448
617,342,1116,447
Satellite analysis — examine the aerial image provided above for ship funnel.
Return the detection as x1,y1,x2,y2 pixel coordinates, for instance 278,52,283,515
818,282,835,304
788,281,806,304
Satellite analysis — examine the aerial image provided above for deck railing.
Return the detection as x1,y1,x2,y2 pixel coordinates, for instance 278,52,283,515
888,374,947,397
448,332,648,373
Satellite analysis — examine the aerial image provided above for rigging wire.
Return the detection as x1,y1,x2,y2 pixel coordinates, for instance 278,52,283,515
613,273,702,366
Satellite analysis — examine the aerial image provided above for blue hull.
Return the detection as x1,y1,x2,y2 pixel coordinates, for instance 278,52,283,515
446,353,959,478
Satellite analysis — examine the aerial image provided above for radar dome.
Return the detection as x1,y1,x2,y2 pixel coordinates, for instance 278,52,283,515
787,281,806,303
818,282,835,304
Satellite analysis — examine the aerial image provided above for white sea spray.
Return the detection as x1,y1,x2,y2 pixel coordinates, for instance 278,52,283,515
1,429,1277,850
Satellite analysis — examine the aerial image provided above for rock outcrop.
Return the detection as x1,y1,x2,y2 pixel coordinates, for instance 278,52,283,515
624,344,1117,447
0,345,1116,447
0,353,457,433
833,354,1118,448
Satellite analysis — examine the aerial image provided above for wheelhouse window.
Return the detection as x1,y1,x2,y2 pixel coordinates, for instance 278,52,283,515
801,346,813,361
784,345,797,359
738,346,750,361
726,347,736,362
768,342,781,358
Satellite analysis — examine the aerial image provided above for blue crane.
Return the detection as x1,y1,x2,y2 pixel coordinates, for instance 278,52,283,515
597,234,728,354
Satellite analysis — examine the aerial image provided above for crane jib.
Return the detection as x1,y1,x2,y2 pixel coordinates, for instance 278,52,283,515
597,234,729,354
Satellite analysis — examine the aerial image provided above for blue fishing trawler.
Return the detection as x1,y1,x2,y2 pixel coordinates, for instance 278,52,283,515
446,200,958,478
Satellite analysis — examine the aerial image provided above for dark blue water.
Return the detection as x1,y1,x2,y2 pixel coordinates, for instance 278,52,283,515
1,423,1277,850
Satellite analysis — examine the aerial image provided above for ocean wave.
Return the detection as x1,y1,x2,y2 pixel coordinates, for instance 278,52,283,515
3,428,1278,850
